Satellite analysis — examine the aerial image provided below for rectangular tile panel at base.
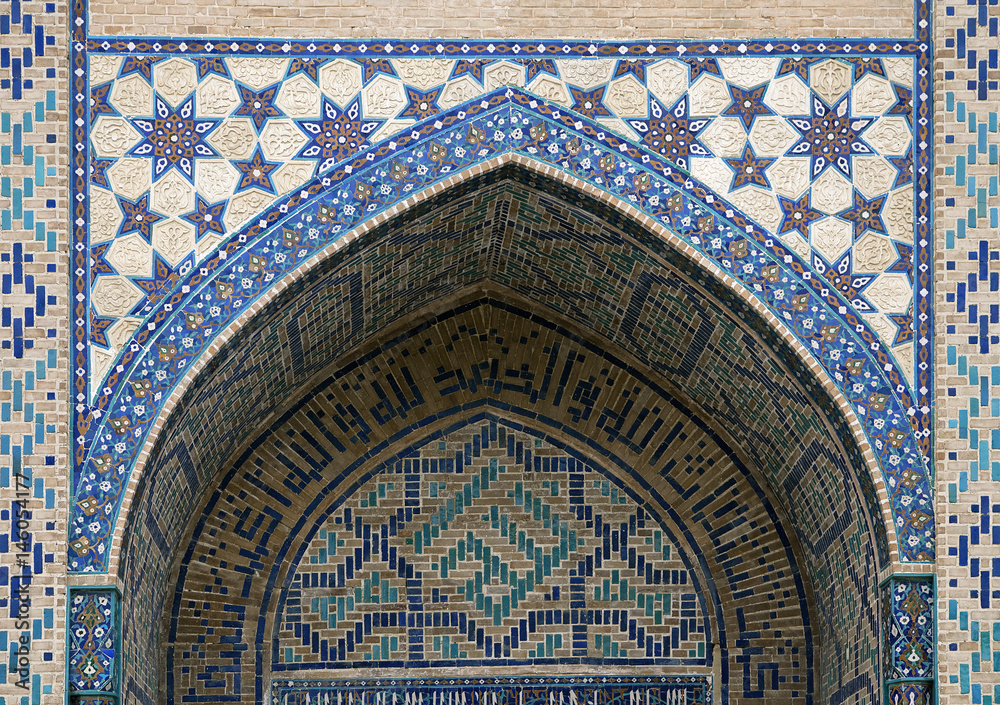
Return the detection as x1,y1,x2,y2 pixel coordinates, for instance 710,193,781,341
271,677,712,705
68,588,121,704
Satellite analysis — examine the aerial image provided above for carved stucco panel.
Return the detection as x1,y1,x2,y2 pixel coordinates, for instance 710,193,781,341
362,75,407,119
319,58,363,107
106,158,152,202
810,168,853,215
109,74,153,117
484,61,526,91
391,59,454,90
810,59,852,106
225,57,289,90
688,74,731,116
276,75,322,119
92,275,144,318
105,233,154,278
153,57,198,107
698,117,748,158
194,160,240,203
91,116,141,159
718,57,780,89
605,75,648,118
810,216,853,262
854,231,898,273
556,59,615,89
152,218,197,267
865,273,913,312
90,187,124,244
150,169,196,217
197,76,241,118
259,120,309,162
767,157,810,200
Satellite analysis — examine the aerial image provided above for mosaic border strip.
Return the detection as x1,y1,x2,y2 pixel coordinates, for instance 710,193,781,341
85,38,923,56
882,575,936,682
270,677,713,705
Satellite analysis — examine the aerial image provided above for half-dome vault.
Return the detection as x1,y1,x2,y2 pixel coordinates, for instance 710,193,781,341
118,164,889,704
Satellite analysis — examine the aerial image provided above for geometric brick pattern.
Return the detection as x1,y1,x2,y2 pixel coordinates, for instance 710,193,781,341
110,172,901,703
938,0,1000,702
280,423,707,667
162,374,813,704
86,134,932,697
0,0,67,702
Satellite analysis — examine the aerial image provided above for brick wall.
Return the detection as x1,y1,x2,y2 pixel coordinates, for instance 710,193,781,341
87,0,915,40
935,0,1000,702
4,0,986,702
0,0,70,702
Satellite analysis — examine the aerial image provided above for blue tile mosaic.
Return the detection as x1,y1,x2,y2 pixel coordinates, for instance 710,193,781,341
70,85,933,571
69,17,936,580
68,589,119,697
882,576,935,680
886,681,933,705
119,179,885,705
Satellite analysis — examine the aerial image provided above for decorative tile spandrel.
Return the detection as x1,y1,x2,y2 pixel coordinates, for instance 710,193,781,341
83,52,921,409
71,85,933,573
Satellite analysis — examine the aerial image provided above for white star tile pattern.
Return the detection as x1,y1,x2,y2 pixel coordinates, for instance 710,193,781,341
85,53,918,396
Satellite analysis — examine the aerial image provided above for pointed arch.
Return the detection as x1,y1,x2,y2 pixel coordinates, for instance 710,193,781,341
70,90,931,576
97,151,911,704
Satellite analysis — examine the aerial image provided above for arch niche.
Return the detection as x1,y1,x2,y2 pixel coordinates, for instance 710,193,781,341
113,159,895,705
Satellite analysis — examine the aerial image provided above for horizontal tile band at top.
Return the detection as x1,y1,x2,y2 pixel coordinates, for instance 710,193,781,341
82,39,928,57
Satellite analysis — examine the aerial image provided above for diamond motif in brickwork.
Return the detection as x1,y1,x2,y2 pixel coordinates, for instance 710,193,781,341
280,422,706,666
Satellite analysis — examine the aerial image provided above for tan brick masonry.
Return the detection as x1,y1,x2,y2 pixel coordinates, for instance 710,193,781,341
88,0,914,40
